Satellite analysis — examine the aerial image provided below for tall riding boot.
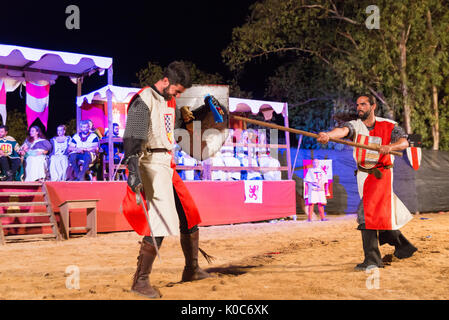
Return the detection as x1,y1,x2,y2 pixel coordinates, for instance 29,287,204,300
355,229,384,271
180,230,211,282
379,230,418,259
131,239,160,298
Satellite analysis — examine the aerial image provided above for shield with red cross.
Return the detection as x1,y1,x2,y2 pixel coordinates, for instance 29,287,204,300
354,134,382,169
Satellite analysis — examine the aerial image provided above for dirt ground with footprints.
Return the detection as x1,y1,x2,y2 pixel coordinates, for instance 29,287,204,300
1,212,448,300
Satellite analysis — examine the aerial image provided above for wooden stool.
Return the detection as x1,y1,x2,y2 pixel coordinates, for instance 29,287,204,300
58,199,99,239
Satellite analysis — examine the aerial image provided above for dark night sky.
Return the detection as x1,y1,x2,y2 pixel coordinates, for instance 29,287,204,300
0,0,259,136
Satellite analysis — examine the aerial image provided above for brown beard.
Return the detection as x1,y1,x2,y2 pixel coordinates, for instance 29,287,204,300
357,109,370,121
161,86,173,101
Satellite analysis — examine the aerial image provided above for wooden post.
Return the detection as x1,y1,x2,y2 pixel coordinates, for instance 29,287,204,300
107,66,114,181
283,103,293,180
291,134,303,176
86,206,97,237
0,217,5,245
76,78,82,132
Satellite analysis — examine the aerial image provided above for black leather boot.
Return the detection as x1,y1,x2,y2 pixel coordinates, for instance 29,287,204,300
355,229,384,271
379,230,418,259
131,239,161,298
180,230,211,282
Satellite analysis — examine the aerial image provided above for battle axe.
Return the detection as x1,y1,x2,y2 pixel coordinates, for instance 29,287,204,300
231,115,403,157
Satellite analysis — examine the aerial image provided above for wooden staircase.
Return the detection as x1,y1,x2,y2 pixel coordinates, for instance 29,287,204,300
0,182,61,245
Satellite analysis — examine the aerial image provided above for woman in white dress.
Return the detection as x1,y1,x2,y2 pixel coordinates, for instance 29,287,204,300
19,126,52,182
49,125,71,181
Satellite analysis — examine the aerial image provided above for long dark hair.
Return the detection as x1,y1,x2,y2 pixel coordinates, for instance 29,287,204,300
27,125,45,142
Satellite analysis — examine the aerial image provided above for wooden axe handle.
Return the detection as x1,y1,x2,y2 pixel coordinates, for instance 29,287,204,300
231,115,403,157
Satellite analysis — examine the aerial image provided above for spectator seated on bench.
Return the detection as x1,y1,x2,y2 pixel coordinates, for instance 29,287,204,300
67,120,99,181
19,126,52,182
0,125,22,181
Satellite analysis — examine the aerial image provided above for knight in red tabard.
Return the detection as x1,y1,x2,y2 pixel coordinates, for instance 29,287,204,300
122,62,211,299
317,95,417,271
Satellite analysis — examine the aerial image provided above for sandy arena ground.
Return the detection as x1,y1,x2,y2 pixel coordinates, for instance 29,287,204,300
1,212,448,300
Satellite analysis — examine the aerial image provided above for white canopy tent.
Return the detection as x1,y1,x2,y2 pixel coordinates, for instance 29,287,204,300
0,44,117,180
76,85,141,137
76,85,140,107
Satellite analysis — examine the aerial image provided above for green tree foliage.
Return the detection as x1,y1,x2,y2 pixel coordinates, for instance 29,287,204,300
135,61,252,98
5,109,27,144
64,118,77,136
223,0,449,150
266,58,355,149
135,61,165,88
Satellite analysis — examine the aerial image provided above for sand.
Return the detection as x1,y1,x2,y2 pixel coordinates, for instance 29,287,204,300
1,212,448,300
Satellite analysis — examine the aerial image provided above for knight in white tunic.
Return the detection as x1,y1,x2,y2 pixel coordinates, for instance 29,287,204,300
122,62,210,299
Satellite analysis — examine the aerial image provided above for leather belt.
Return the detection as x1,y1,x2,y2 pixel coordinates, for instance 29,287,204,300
147,148,169,153
354,164,394,179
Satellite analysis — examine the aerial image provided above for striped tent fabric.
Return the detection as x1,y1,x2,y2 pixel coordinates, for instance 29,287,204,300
26,81,50,129
0,79,6,125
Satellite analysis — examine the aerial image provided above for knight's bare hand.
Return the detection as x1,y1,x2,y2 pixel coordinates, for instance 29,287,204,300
317,132,330,144
379,145,392,155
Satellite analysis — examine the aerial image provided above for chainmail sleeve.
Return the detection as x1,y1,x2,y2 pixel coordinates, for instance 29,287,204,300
339,121,356,140
391,124,408,143
123,95,151,159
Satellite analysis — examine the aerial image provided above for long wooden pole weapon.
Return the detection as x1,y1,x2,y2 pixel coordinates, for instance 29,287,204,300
231,115,403,157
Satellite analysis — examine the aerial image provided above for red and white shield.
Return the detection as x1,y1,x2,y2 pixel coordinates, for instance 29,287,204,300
354,134,382,169
406,147,421,170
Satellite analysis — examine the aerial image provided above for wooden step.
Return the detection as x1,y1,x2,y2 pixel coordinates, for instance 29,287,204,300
2,223,55,228
0,212,50,218
0,192,45,197
0,182,42,187
0,202,48,207
69,227,91,231
4,233,57,241
0,182,61,245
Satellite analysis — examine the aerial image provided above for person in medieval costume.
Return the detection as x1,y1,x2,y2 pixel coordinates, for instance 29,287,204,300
317,95,417,271
49,125,71,181
0,125,22,181
20,126,52,182
67,120,99,181
122,61,211,299
304,158,329,222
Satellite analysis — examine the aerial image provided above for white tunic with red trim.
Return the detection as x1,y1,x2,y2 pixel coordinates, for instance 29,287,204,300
121,87,201,237
350,117,413,230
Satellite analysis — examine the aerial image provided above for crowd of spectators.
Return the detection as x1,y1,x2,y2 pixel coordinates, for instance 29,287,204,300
174,129,282,181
